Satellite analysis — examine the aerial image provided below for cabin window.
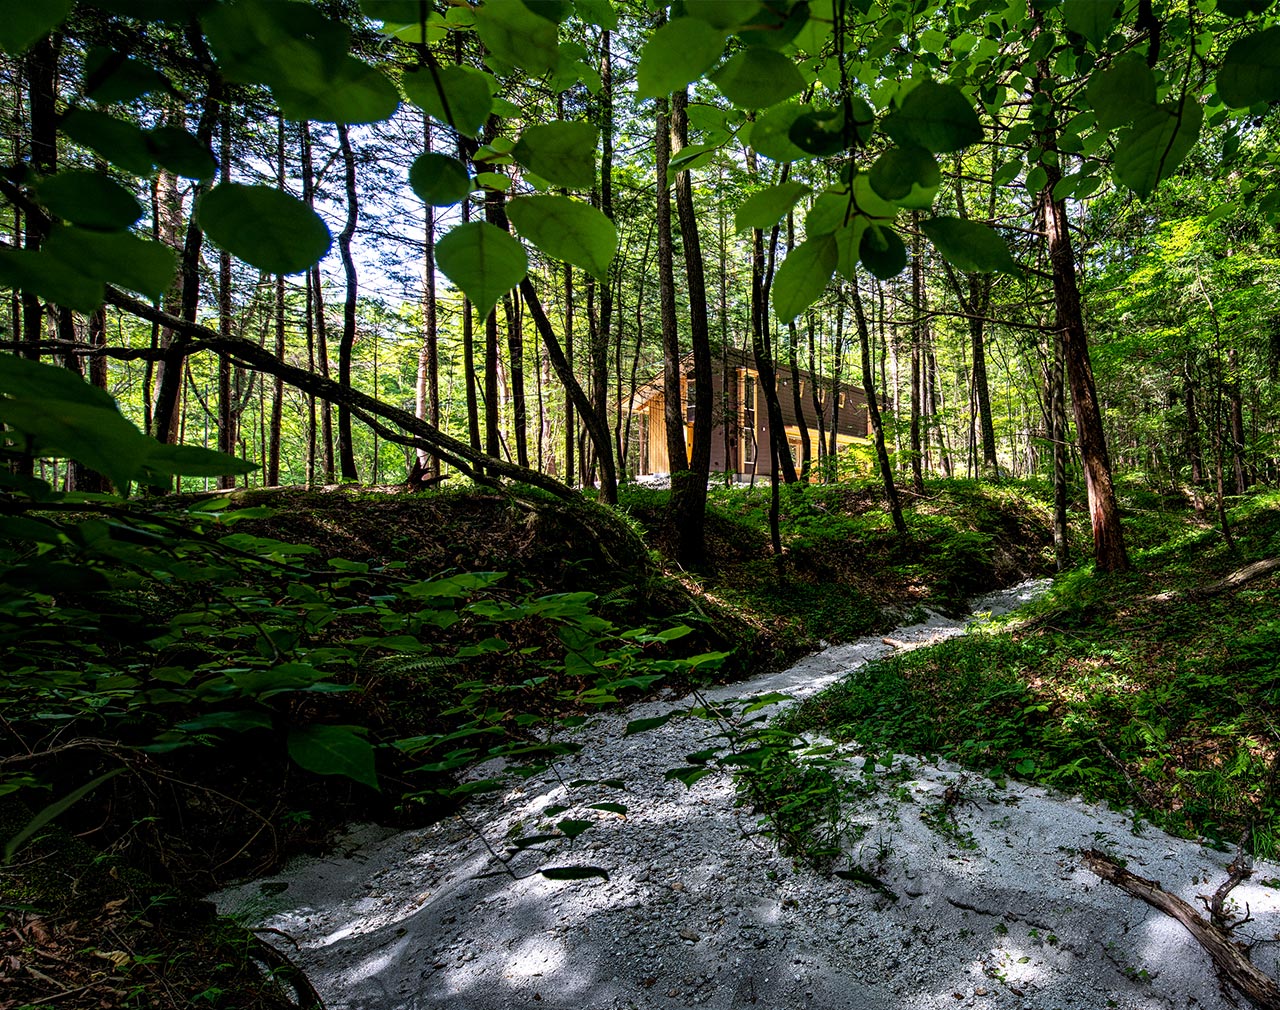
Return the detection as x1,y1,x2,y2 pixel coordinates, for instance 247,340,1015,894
743,374,756,430
685,374,697,422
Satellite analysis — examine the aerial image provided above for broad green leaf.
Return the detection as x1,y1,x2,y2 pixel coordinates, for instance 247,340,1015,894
524,0,573,22
403,65,493,137
147,126,217,182
4,769,123,864
474,171,512,191
587,802,628,815
869,144,940,209
44,225,177,301
859,225,906,279
0,0,73,56
1217,27,1280,108
624,712,676,735
773,233,837,322
685,0,760,27
0,249,105,314
1113,98,1203,199
636,17,725,99
794,0,833,54
436,221,528,321
140,443,258,479
197,183,332,275
1062,0,1115,48
0,353,116,409
203,0,348,89
474,2,560,75
788,108,846,156
1085,56,1156,129
409,152,472,207
1217,0,1274,13
574,0,617,30
734,181,811,232
507,195,617,281
273,55,400,124
540,865,610,881
882,81,982,154
60,109,154,176
806,189,854,236
669,141,719,175
712,48,805,109
36,171,143,231
84,47,171,103
85,0,211,18
749,103,810,161
287,725,378,789
0,398,150,492
512,121,598,190
556,817,592,838
921,217,1016,273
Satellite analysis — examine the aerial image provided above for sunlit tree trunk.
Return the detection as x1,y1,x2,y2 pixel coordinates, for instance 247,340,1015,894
655,95,688,481
217,107,235,489
336,123,359,481
851,278,907,535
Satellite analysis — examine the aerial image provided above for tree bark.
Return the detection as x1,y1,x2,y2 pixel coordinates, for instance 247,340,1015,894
216,106,235,489
335,123,359,481
851,279,907,535
301,121,334,482
655,95,688,481
415,115,440,483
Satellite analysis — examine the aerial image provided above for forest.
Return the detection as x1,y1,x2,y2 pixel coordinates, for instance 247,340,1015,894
1,0,1280,1007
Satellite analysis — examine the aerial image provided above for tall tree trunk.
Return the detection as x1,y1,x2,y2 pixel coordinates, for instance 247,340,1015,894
267,116,287,487
1226,347,1247,494
1184,353,1204,499
20,36,56,369
1050,325,1070,570
591,28,615,487
806,312,827,475
1036,57,1129,572
655,95,688,479
336,123,359,481
415,115,440,482
302,121,334,481
909,213,926,494
784,215,811,479
562,261,576,486
504,292,528,468
671,88,713,564
851,279,907,535
216,106,235,489
828,299,844,458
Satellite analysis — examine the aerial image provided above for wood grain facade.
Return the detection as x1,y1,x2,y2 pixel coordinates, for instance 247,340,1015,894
630,349,872,479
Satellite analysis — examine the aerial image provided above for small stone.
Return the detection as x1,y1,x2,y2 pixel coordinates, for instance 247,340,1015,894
667,989,681,998
671,882,687,892
824,905,839,917
974,988,989,997
680,929,701,942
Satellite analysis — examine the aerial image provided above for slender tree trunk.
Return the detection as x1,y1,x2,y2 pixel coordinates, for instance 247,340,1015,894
671,88,713,564
21,36,56,370
592,28,614,487
1050,326,1070,570
909,214,925,493
336,123,359,481
504,292,528,468
1184,353,1204,500
302,121,334,481
1038,102,1129,571
1227,347,1247,494
784,216,811,479
828,300,844,458
562,261,576,486
806,313,827,475
267,116,287,486
484,289,500,460
655,95,688,479
851,280,907,534
217,107,235,489
415,114,440,482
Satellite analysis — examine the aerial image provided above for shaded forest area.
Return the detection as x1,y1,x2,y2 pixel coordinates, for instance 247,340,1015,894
1,0,1279,1007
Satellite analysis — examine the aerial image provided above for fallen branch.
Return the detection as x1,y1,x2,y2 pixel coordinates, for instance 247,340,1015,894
1081,849,1280,1010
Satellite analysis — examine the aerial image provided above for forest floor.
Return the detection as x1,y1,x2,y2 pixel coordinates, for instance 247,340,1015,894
7,478,1280,1009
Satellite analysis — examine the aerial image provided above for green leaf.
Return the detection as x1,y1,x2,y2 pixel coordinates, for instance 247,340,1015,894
272,55,400,124
859,225,907,279
587,802,628,815
734,181,811,232
1113,98,1203,199
664,766,714,787
402,65,494,138
1085,56,1156,129
140,443,258,479
4,769,123,864
523,0,572,23
636,17,725,99
44,225,177,301
0,249,105,314
540,865,610,881
507,195,617,281
474,2,560,75
358,0,425,17
1217,27,1280,108
574,0,617,30
1062,0,1115,48
556,817,593,838
36,171,142,232
287,725,378,789
0,0,73,56
60,109,154,176
921,217,1016,273
409,153,472,207
869,144,940,209
882,80,982,154
147,126,217,182
512,121,598,190
0,398,150,492
84,47,171,103
203,0,348,89
788,108,847,156
436,221,528,321
749,103,810,161
1217,0,1274,14
712,48,805,109
85,0,212,18
624,712,677,735
0,352,116,409
197,183,332,275
685,0,760,28
773,233,837,322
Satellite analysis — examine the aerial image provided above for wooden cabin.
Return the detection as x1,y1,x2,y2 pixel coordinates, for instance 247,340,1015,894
630,349,872,480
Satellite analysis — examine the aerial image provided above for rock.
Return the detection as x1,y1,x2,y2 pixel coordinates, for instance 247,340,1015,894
679,928,701,942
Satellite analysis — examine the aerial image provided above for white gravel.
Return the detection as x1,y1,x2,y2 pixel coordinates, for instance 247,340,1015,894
215,580,1280,1010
